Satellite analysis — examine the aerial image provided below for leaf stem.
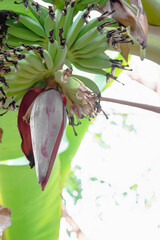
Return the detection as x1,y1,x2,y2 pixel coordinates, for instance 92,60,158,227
101,97,160,114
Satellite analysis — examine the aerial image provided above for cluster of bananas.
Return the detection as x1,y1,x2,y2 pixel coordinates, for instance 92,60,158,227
43,0,109,11
0,0,135,189
0,0,131,122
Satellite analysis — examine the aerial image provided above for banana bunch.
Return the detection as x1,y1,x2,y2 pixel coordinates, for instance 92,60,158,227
0,0,132,117
0,0,135,189
0,0,127,109
43,0,109,11
74,0,109,12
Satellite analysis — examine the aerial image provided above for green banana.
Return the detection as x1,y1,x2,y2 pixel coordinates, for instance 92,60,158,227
7,80,38,90
6,82,35,95
72,33,107,55
12,67,37,79
72,61,107,76
43,49,54,70
18,14,46,38
74,54,111,69
5,34,44,47
13,90,28,104
24,51,47,72
48,40,58,62
71,26,100,51
66,9,86,49
77,17,113,39
63,1,75,38
6,76,38,84
17,59,40,74
44,14,56,39
28,2,49,26
73,42,110,58
54,8,62,38
53,45,67,70
6,89,27,97
55,11,66,43
7,21,44,42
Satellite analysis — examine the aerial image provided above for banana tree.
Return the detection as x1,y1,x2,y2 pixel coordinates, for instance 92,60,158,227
0,0,158,239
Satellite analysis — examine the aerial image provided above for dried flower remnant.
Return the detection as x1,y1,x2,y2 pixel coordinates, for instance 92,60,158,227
0,205,11,238
55,69,106,135
109,0,148,49
0,128,3,143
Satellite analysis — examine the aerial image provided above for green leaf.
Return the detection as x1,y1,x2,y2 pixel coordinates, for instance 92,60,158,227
0,157,61,240
64,168,82,204
59,118,91,187
90,177,98,181
123,192,128,197
0,111,23,161
130,184,138,191
142,0,160,26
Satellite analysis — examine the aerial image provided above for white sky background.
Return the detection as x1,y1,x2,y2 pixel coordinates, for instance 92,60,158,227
36,1,160,239
60,57,160,240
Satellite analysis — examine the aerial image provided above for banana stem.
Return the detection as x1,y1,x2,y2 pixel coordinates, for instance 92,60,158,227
101,97,160,114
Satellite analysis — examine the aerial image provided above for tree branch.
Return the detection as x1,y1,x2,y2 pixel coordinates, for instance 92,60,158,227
101,97,160,114
62,205,88,240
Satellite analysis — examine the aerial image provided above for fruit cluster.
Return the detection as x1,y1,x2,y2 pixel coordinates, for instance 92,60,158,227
0,0,133,190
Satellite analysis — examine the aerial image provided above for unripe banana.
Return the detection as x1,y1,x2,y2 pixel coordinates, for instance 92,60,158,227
28,2,48,26
63,2,75,38
72,33,107,55
55,12,66,43
17,59,40,74
7,21,45,42
6,84,35,97
25,51,47,72
12,67,37,79
43,49,54,70
73,54,111,69
77,17,108,39
44,14,56,38
72,61,107,76
6,76,37,84
54,8,62,38
48,40,58,62
66,9,86,49
6,34,46,48
53,45,67,70
6,89,27,98
74,42,110,58
71,27,100,51
7,80,37,90
13,90,28,104
6,73,38,84
18,14,46,38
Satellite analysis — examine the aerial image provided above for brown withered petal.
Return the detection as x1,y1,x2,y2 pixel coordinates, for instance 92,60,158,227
0,205,11,238
109,0,148,49
0,128,3,143
120,42,130,62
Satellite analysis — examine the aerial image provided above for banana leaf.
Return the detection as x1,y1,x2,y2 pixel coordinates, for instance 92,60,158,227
0,158,61,240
